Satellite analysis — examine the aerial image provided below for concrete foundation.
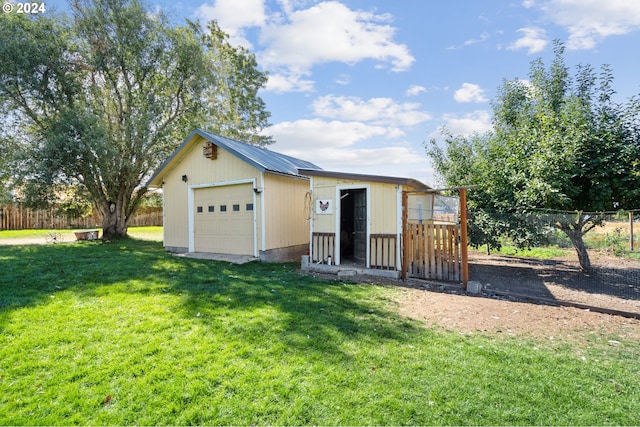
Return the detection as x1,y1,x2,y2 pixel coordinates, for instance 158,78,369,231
302,260,400,279
260,243,308,263
166,244,308,264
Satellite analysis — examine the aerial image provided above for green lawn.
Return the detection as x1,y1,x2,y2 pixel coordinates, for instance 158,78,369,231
1,239,639,425
0,226,163,242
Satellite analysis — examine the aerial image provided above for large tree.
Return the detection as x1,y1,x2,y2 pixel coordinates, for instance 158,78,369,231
0,0,271,238
427,43,640,271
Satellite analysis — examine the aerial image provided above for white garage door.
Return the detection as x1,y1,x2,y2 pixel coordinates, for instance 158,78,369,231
193,184,255,255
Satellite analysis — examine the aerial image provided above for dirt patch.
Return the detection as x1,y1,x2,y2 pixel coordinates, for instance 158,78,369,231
307,250,640,341
395,288,640,342
469,252,640,314
393,251,640,341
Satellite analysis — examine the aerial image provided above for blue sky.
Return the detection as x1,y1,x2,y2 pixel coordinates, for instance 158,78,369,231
46,0,640,186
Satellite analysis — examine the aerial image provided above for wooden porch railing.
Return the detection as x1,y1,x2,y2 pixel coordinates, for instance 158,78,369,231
312,232,335,264
370,234,397,270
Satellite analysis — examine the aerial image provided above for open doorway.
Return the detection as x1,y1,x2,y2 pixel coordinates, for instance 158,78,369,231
340,188,367,265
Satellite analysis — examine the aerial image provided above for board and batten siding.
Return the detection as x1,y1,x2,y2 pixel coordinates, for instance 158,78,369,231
263,174,310,251
161,135,262,252
310,176,401,235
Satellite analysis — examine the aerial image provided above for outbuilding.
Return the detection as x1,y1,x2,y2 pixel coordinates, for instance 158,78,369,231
299,169,434,278
147,129,320,262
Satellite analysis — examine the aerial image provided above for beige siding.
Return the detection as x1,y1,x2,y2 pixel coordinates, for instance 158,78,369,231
181,136,261,184
263,174,310,250
159,135,261,251
310,176,400,235
369,183,399,234
309,176,337,235
163,171,189,249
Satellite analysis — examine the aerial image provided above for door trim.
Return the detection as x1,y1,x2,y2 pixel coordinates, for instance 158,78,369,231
334,184,370,267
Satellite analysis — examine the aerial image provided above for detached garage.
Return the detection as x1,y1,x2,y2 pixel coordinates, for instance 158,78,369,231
147,129,320,262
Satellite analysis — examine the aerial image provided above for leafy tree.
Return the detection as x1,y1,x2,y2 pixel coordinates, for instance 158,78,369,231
427,43,640,271
0,0,271,238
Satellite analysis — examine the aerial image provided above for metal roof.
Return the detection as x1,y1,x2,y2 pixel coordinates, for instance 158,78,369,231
298,169,431,190
147,129,322,187
199,130,321,176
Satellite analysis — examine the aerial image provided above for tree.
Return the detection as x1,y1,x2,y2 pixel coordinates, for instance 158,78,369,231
427,42,640,271
0,0,272,238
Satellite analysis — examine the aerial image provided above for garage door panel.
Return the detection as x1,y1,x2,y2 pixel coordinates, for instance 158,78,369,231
193,184,254,255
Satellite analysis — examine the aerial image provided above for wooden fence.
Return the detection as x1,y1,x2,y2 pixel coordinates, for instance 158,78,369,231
0,204,162,230
404,223,461,281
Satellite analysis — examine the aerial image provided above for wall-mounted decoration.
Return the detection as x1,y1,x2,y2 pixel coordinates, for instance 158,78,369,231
315,199,333,214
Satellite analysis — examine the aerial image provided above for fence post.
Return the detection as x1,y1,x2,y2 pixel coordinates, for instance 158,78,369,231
401,191,408,280
631,211,635,252
459,188,469,289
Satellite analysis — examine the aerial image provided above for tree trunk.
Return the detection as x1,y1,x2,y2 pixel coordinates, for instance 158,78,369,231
557,213,592,272
98,200,128,239
563,227,591,272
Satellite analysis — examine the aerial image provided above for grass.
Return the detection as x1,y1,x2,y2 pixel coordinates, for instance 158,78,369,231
478,224,640,260
0,226,163,242
485,245,571,259
1,239,639,425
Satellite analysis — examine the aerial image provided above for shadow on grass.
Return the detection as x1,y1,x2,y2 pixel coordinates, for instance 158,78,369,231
470,253,640,305
0,240,420,359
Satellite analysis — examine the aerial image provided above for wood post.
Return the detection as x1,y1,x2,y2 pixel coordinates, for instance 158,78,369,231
401,191,408,280
459,188,469,289
631,211,635,252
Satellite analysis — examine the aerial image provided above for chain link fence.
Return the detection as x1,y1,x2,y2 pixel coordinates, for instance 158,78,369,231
467,209,640,315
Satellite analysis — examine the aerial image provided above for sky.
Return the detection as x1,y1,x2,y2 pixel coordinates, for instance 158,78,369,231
44,0,640,187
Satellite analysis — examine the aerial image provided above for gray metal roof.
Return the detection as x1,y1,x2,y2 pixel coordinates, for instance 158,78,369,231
147,129,321,187
298,168,430,190
199,130,321,176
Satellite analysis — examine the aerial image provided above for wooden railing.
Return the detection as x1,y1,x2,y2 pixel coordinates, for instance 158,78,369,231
370,234,397,270
311,232,335,264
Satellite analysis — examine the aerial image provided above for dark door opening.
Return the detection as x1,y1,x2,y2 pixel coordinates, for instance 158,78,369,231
340,189,367,265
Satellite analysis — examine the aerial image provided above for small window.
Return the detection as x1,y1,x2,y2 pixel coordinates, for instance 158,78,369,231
220,205,227,212
233,204,240,212
246,203,254,211
208,206,215,213
197,206,203,213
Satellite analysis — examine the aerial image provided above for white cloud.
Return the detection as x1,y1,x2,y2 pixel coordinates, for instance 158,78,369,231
268,119,400,151
195,1,414,93
508,27,549,54
406,85,427,97
435,110,493,137
539,0,640,50
259,1,414,79
311,95,432,126
266,118,422,171
194,0,266,47
265,71,315,93
453,83,488,103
